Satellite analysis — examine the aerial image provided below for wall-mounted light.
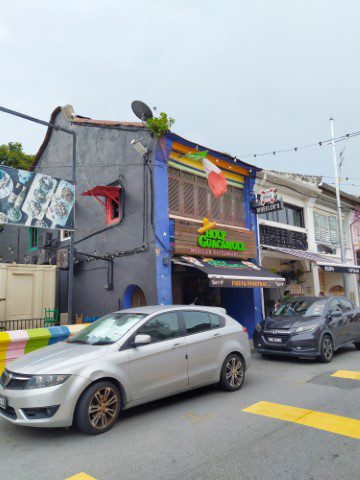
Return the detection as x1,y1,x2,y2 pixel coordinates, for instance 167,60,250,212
131,139,148,155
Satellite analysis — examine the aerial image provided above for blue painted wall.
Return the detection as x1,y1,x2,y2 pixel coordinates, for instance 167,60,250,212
153,137,173,305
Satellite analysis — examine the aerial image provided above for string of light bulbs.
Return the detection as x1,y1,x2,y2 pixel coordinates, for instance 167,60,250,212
233,129,360,160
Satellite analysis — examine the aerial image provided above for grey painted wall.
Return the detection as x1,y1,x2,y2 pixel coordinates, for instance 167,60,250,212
0,110,159,317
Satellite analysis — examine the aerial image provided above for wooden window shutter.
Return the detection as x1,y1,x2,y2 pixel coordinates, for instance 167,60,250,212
197,182,208,218
328,216,339,245
182,172,195,216
233,188,244,226
169,174,180,214
314,212,321,242
222,193,233,224
210,194,221,220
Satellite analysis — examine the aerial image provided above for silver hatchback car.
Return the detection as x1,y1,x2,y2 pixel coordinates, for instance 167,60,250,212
0,305,251,434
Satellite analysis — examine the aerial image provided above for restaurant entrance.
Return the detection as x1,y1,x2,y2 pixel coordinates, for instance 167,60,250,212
171,259,281,335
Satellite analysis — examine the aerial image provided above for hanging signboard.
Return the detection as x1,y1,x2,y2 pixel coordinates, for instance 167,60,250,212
254,188,284,214
0,166,74,230
178,256,286,288
318,263,360,274
173,218,257,259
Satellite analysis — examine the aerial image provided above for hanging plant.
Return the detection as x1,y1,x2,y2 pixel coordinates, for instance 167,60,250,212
146,112,175,139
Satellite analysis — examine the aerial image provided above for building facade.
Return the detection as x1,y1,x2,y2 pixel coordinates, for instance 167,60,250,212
255,170,360,315
0,105,285,335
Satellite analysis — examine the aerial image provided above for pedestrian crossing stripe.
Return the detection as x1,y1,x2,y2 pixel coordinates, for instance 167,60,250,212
331,370,360,381
242,401,360,440
65,474,96,480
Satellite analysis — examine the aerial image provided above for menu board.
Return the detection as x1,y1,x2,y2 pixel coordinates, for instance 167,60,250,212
0,166,74,230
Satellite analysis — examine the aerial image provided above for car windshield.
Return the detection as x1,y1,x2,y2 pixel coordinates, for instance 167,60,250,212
67,312,147,345
274,300,326,318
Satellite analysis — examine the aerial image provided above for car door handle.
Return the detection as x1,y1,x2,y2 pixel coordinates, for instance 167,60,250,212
171,343,183,349
213,333,221,338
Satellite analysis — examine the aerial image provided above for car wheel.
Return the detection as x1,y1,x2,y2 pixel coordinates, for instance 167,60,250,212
318,335,334,363
219,353,245,391
75,381,121,435
354,341,360,351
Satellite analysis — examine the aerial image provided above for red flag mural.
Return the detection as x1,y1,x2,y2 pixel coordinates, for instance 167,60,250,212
202,158,227,198
183,150,228,198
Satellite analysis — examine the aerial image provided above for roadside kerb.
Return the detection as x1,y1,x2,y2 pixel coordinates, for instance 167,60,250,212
0,324,88,374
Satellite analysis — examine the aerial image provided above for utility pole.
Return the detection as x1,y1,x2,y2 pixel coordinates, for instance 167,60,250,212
330,117,350,297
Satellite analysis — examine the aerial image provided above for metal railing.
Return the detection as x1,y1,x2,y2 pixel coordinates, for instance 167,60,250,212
0,318,59,332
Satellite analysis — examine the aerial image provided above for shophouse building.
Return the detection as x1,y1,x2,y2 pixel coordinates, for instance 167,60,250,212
0,105,284,335
255,170,360,316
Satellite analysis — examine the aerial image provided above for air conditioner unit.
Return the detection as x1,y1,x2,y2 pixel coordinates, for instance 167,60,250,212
57,248,69,269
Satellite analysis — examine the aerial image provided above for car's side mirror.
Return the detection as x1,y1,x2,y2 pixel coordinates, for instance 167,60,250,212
329,310,342,319
133,334,151,346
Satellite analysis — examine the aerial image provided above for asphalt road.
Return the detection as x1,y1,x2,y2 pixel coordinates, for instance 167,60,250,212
1,345,359,480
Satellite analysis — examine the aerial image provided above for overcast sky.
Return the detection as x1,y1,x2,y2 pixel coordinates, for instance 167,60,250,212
1,0,360,194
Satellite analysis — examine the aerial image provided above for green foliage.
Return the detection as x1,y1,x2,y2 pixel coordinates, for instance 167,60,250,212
0,142,34,170
146,112,175,139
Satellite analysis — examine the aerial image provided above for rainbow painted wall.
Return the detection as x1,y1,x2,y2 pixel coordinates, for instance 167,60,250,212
0,324,87,374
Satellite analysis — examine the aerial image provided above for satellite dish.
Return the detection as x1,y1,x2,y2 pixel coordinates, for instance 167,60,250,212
131,100,153,122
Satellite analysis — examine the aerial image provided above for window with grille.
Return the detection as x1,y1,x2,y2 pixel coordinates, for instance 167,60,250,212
168,167,244,226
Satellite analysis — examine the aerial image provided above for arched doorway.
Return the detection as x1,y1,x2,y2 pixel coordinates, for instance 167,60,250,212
122,284,147,309
329,284,344,296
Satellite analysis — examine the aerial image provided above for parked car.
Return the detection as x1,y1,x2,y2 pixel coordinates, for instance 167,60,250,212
253,296,360,362
0,305,250,434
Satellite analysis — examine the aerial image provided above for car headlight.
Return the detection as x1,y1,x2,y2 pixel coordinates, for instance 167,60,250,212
255,323,262,332
25,374,70,390
293,325,319,335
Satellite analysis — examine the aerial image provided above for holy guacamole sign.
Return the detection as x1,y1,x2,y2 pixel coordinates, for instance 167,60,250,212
173,218,257,259
198,228,246,252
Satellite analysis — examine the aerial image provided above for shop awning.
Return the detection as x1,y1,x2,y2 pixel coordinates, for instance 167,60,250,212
263,245,360,274
81,185,120,207
173,256,286,288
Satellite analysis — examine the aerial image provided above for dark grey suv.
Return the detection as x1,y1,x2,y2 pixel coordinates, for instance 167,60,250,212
253,296,360,362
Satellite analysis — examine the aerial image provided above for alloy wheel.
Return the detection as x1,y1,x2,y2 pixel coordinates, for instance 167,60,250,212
88,386,119,430
323,337,333,361
225,357,244,388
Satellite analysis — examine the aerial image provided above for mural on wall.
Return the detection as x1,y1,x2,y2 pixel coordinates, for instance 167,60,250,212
0,166,75,230
184,150,228,198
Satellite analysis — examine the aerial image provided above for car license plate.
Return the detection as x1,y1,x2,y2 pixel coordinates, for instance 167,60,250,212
0,394,7,410
267,336,282,343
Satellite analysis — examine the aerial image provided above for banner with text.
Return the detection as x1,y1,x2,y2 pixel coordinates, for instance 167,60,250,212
0,166,74,230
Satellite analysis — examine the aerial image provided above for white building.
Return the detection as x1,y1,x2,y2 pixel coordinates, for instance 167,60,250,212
255,170,360,316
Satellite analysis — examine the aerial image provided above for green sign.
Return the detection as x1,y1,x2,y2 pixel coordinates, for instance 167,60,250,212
198,229,246,252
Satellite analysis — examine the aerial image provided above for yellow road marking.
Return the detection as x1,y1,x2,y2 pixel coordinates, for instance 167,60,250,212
242,401,360,440
331,370,360,381
66,474,96,480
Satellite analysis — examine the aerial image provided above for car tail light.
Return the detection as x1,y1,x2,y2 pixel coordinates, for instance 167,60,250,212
243,327,248,334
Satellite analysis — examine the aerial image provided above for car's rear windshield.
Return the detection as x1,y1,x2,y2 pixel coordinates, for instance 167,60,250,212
67,313,147,345
274,300,326,318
